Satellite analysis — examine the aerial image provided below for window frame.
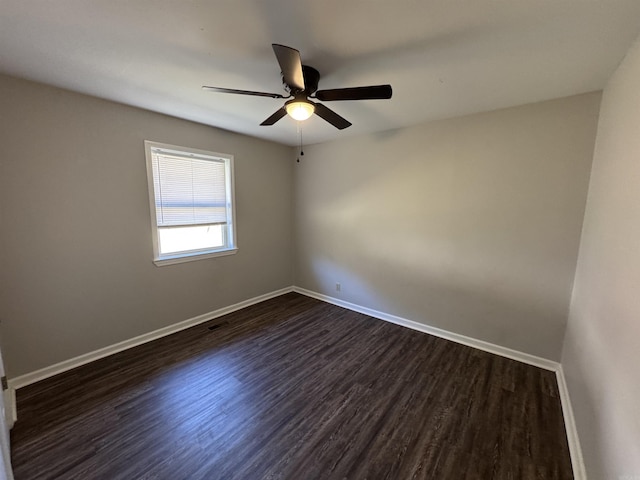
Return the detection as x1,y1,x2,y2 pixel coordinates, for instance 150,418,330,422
144,140,238,266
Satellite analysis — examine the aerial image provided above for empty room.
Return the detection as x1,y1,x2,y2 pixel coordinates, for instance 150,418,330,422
1,1,639,479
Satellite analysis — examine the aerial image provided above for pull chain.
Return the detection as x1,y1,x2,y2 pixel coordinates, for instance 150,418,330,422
297,122,304,163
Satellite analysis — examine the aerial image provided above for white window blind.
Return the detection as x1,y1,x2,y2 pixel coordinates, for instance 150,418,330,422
151,151,228,227
145,141,237,266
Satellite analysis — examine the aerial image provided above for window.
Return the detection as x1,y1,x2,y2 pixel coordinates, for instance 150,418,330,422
144,141,237,266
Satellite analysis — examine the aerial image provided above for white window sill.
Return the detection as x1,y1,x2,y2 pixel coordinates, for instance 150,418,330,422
153,247,238,266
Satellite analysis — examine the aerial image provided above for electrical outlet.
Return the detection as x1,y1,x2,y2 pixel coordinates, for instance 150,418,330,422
335,283,341,292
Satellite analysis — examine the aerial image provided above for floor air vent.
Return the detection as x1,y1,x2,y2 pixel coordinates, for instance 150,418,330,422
207,322,228,331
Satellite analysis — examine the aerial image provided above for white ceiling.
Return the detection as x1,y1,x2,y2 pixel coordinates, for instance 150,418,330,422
2,1,640,146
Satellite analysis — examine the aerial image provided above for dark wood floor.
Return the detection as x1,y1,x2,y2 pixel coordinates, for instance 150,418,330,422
11,293,573,479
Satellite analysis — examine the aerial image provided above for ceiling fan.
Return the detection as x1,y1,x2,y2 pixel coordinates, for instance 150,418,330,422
202,44,392,130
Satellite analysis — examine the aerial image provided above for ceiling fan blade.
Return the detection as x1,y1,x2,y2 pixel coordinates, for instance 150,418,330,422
202,86,286,99
272,44,305,92
313,103,352,130
260,107,288,126
315,84,392,102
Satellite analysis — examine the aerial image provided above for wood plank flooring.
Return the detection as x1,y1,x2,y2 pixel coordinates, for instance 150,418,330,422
10,293,573,479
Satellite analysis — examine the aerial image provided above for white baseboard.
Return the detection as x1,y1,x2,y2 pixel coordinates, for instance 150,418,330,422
556,366,586,480
7,286,294,391
293,286,560,372
3,387,16,432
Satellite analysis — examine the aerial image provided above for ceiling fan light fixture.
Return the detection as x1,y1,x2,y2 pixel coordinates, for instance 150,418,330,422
285,99,315,121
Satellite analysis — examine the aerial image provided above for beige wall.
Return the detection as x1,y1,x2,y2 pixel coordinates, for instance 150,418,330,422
0,75,293,378
2,66,631,475
562,36,640,478
294,93,601,360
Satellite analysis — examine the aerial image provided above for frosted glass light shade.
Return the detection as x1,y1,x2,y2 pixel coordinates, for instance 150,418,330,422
285,101,315,121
